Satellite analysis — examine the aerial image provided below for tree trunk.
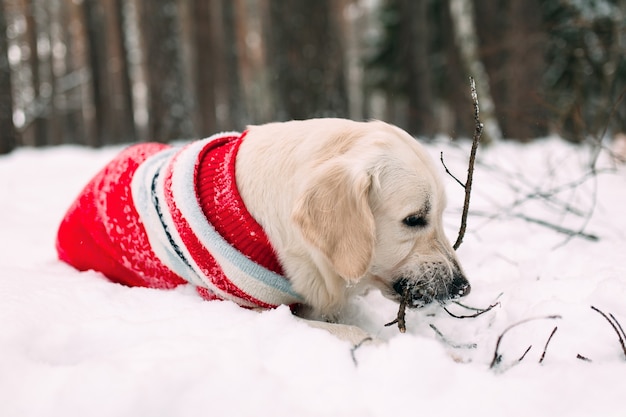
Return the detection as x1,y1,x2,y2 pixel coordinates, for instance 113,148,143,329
0,0,18,153
439,0,474,138
448,0,501,143
266,0,348,120
220,0,246,130
400,0,434,137
82,0,136,146
108,0,136,143
23,0,48,146
190,0,217,136
138,0,194,142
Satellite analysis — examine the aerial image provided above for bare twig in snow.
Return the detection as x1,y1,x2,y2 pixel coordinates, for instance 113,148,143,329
590,87,626,167
576,354,592,362
387,77,482,333
440,152,465,188
518,345,533,362
429,324,477,349
539,326,558,364
350,337,373,366
591,306,626,359
514,214,599,242
442,301,500,319
384,286,409,333
490,315,562,369
452,76,483,251
609,313,626,342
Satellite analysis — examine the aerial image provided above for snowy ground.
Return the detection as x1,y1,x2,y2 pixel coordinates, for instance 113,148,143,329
1,136,625,417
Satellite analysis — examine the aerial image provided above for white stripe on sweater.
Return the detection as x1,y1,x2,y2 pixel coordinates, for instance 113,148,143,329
131,133,302,307
169,137,302,306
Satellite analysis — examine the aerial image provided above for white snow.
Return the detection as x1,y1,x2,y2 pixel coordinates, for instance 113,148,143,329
1,138,625,417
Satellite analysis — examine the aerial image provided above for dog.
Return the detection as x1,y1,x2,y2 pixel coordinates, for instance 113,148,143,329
57,118,470,342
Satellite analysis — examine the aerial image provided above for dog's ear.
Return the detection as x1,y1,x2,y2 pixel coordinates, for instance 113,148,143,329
292,161,375,282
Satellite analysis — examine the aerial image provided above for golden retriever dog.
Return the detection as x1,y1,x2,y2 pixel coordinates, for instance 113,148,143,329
57,118,470,343
239,119,470,314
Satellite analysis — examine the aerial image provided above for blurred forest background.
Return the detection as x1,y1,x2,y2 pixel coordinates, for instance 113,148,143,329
0,0,625,154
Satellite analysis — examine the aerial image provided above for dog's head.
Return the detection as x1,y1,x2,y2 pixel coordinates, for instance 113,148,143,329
292,121,470,309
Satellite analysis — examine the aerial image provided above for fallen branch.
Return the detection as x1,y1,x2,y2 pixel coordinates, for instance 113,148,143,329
386,78,483,334
350,337,373,366
490,315,562,369
513,214,599,242
576,354,592,362
518,345,533,362
384,286,409,333
539,326,559,364
452,76,483,251
429,324,477,349
591,306,626,359
442,301,500,319
468,210,600,242
440,152,465,188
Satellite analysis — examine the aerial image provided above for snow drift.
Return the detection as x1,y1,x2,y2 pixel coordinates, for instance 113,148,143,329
0,137,625,417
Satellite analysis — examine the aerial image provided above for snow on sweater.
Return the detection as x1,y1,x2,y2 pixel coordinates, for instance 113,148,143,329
56,132,302,308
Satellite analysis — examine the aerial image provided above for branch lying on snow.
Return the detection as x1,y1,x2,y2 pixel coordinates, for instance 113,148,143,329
591,306,626,360
429,324,477,349
466,89,626,247
439,77,483,250
350,337,373,366
451,76,483,251
539,326,558,364
384,287,409,333
442,300,500,319
470,210,600,242
386,77,483,334
490,315,562,370
517,345,533,362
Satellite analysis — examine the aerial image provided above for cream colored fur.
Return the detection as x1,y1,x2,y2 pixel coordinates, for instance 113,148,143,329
236,118,468,341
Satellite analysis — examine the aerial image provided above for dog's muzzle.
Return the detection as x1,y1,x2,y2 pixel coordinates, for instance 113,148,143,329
392,273,471,308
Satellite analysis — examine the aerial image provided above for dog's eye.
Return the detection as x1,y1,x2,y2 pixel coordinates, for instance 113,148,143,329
403,215,428,228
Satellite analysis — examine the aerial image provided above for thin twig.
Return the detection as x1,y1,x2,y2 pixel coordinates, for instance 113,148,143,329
350,337,373,366
440,152,466,188
609,313,626,342
591,86,626,168
539,326,559,364
453,76,483,251
514,214,599,242
490,315,562,369
518,345,533,362
591,306,626,359
429,324,477,349
442,301,500,319
576,354,592,362
384,286,409,333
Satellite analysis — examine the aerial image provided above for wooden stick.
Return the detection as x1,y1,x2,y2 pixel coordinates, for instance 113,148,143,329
539,326,558,364
490,315,561,369
453,76,483,250
591,306,626,359
384,286,409,333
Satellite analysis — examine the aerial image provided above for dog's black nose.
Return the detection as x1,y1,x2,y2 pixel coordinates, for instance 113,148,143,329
393,279,408,296
449,274,471,298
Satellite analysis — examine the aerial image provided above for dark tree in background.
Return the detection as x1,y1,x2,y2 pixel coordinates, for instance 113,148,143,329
475,0,548,141
82,0,136,146
367,0,435,136
1,0,625,150
190,0,217,136
266,0,348,120
138,0,194,142
0,0,17,154
25,0,48,147
542,0,626,142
